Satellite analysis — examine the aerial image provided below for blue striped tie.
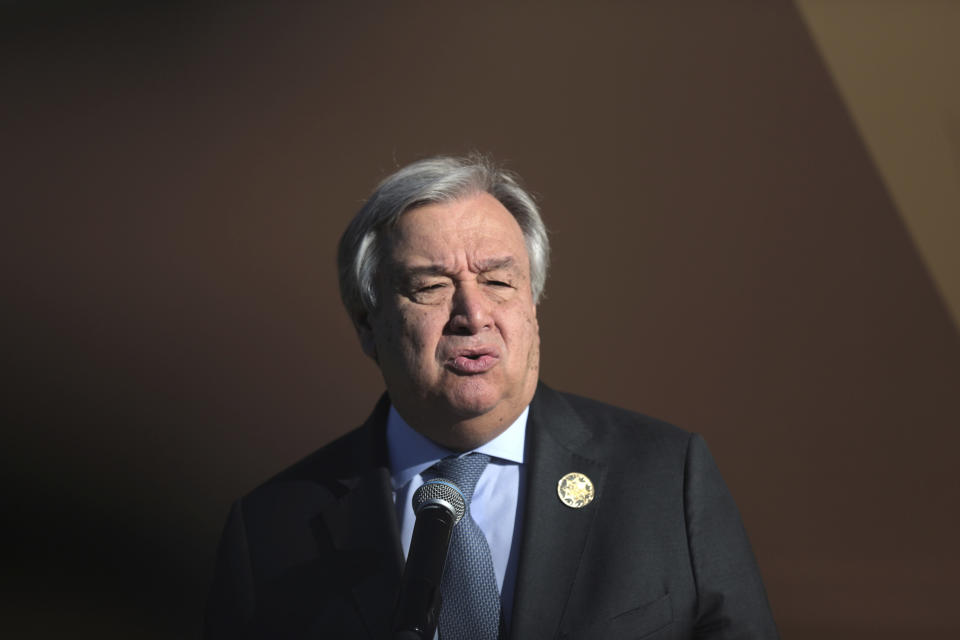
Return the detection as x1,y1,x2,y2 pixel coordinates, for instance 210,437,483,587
423,453,501,640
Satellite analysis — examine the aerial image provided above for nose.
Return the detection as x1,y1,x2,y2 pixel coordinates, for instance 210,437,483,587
446,283,492,335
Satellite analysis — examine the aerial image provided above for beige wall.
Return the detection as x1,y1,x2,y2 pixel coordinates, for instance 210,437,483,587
3,1,958,637
797,0,960,333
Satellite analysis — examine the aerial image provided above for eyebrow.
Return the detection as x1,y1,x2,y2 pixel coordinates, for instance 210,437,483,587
476,256,516,272
399,256,517,279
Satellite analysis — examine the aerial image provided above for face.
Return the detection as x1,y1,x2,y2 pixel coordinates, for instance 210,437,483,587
358,192,540,450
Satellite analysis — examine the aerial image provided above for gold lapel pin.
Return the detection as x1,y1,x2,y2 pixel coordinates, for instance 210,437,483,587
557,472,595,508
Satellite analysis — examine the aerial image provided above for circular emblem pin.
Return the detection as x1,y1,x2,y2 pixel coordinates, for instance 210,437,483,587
557,472,595,508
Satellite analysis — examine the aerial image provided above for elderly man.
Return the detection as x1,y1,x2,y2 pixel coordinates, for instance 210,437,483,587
205,155,778,639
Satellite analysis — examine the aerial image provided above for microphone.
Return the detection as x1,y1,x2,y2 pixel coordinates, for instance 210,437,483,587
392,478,467,640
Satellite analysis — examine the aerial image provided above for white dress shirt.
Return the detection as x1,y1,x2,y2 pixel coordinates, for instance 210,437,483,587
387,404,528,631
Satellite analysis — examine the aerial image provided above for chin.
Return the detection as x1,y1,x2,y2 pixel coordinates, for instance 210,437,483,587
442,381,503,418
446,395,500,419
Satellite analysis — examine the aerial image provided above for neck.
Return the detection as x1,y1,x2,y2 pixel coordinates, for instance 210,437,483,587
393,398,531,453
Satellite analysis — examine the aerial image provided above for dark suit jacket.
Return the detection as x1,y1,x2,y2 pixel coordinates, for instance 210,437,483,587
206,383,778,639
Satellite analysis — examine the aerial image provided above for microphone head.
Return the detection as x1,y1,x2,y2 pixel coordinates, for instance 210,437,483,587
412,479,466,524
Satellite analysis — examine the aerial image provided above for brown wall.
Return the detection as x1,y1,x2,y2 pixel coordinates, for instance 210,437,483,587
3,2,959,637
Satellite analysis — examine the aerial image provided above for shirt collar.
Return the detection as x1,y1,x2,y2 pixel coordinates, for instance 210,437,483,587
387,404,528,490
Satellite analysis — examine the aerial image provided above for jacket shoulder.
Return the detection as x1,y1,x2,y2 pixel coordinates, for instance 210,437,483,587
552,388,693,450
246,393,390,498
265,426,370,485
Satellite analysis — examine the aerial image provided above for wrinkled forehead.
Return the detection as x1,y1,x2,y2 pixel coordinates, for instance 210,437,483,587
380,194,529,267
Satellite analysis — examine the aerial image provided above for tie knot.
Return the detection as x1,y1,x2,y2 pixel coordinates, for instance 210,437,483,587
424,452,490,502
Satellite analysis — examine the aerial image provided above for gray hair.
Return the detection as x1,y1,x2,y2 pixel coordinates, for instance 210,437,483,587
337,154,550,321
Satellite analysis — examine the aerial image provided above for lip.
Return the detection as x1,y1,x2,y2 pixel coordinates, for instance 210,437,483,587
444,347,500,375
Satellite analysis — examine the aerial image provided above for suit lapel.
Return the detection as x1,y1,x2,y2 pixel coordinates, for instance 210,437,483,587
510,384,608,639
319,395,404,639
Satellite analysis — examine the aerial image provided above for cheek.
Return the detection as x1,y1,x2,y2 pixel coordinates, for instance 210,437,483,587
527,316,541,364
524,303,539,334
387,307,443,360
507,306,540,356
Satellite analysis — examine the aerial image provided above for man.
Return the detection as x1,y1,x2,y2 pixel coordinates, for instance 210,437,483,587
205,155,779,639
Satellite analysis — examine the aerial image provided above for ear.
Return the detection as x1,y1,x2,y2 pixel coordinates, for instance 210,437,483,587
354,311,378,362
